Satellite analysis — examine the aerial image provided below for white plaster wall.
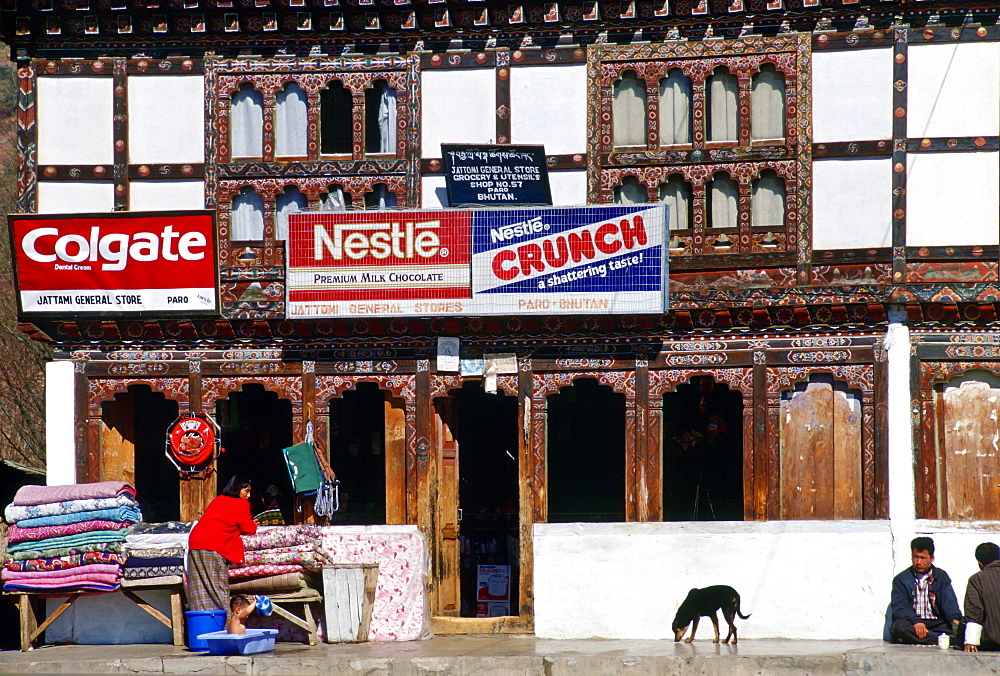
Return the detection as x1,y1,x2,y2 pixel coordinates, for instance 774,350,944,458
129,180,206,210
37,77,114,165
534,521,895,640
812,157,892,249
812,48,893,143
421,171,586,207
45,360,76,486
906,151,999,246
510,65,587,156
421,69,496,156
907,42,1000,138
128,75,205,164
45,590,173,644
37,182,115,214
548,171,587,206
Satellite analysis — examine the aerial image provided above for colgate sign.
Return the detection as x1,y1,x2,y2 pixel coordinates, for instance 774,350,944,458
10,211,218,316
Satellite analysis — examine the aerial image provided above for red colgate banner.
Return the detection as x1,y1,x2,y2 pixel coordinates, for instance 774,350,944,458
9,210,218,316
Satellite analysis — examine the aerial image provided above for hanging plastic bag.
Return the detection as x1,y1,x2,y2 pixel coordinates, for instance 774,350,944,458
282,442,322,494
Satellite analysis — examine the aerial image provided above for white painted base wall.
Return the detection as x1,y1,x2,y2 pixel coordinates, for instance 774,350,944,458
533,520,998,640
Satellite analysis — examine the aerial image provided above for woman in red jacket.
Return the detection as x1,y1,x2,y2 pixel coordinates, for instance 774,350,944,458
187,474,258,613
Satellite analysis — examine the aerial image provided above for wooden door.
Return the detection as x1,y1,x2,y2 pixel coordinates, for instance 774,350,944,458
433,398,461,616
779,380,861,519
939,379,1000,520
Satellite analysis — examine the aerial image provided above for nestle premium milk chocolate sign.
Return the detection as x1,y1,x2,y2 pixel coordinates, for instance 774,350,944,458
9,210,218,316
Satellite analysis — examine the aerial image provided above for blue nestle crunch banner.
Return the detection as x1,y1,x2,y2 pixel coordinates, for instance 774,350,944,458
470,205,667,315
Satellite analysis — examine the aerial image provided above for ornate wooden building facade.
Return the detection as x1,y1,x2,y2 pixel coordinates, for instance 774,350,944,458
3,0,1000,639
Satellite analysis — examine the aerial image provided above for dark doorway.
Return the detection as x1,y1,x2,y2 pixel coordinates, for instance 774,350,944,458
328,382,387,525
662,377,744,521
215,385,294,521
101,385,180,523
546,378,626,523
436,382,520,618
320,80,353,155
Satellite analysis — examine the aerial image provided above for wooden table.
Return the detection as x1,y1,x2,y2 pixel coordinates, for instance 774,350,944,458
268,588,323,645
6,585,185,651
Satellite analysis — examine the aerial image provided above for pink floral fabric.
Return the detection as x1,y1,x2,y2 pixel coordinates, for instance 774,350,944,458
229,564,306,579
319,527,429,641
2,563,122,581
9,520,132,544
239,548,330,571
12,481,135,507
241,525,321,552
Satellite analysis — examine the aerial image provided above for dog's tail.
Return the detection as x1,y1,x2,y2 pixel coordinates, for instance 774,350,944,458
735,593,751,620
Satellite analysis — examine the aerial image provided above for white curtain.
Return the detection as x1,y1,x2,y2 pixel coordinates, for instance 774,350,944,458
613,176,645,204
231,188,264,241
659,69,692,146
378,83,397,154
275,82,308,157
230,85,263,158
752,65,786,140
320,186,347,211
659,176,692,230
708,174,739,229
276,187,308,241
365,184,398,209
752,171,786,228
708,68,738,143
613,72,646,148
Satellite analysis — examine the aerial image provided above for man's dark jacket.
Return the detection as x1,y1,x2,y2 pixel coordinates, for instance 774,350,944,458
891,565,962,627
964,560,1000,645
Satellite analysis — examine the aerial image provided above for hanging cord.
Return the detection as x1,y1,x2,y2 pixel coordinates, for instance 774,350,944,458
306,420,340,517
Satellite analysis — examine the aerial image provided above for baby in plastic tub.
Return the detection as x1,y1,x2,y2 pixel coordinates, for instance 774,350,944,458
227,595,255,635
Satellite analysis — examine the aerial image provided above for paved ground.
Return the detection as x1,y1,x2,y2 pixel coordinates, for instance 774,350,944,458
2,636,1000,675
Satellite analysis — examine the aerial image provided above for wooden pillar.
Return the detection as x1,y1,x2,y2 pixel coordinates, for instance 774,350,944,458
873,343,890,519
861,388,876,520
625,373,639,522
751,350,768,519
530,373,547,523
180,358,213,521
516,358,534,618
385,395,407,525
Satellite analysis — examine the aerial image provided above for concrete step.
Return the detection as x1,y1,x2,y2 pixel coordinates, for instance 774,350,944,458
3,637,1000,675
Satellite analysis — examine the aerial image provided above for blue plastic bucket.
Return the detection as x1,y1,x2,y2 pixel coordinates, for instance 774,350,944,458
185,610,226,650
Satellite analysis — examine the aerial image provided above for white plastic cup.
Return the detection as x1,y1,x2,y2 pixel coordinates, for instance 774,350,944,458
938,633,950,650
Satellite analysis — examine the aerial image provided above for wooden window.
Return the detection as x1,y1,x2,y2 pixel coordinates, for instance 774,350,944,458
779,378,862,519
275,82,308,158
934,374,1000,520
231,186,264,242
612,70,647,148
230,83,263,158
588,36,807,259
364,79,396,155
321,80,353,155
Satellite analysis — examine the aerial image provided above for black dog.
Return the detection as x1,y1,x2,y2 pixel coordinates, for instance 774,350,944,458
672,585,751,644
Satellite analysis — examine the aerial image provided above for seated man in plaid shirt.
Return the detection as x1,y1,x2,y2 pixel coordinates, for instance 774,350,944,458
889,536,962,645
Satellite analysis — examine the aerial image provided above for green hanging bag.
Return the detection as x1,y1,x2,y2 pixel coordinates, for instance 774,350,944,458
282,442,322,494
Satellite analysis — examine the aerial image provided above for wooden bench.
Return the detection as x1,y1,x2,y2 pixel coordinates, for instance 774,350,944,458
267,588,323,646
6,585,184,651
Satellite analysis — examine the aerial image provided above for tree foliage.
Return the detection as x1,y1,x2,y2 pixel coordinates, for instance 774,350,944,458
0,48,49,474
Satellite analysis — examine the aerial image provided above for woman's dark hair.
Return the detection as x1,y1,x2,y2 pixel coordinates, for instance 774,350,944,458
221,474,252,498
263,484,281,507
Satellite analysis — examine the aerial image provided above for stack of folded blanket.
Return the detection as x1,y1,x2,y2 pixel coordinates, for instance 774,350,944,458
229,525,330,592
2,482,139,592
122,521,191,588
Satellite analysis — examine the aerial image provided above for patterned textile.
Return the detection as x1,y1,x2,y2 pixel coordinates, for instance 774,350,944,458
2,563,122,581
253,509,285,527
124,564,185,579
9,520,132,544
321,526,430,641
123,554,184,569
121,575,183,588
187,549,229,612
123,546,185,560
241,526,321,552
10,541,125,561
7,529,128,555
239,548,331,571
15,507,142,529
12,481,135,507
229,564,306,579
4,581,120,592
5,552,127,572
127,521,191,536
3,571,122,590
5,495,139,523
229,572,310,593
125,532,189,550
